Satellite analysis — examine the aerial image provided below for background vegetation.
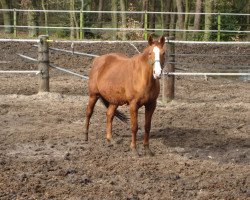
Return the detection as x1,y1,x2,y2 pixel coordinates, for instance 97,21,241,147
0,0,249,41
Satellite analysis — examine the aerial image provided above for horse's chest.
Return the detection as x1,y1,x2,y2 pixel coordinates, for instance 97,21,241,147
138,87,160,105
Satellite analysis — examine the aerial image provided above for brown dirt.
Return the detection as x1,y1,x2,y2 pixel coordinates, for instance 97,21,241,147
0,42,249,200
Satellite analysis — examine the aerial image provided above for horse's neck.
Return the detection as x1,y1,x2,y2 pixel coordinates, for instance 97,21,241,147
134,53,155,86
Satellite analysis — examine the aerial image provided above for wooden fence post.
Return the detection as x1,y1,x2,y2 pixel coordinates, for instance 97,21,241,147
38,35,49,92
162,36,175,103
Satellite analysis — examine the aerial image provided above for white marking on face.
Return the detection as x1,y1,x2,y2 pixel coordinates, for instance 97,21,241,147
153,46,162,79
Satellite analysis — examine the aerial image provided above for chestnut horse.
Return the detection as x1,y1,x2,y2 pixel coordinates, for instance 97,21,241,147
84,35,166,155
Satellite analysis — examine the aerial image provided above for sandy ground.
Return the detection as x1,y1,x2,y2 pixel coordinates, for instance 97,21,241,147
0,42,249,199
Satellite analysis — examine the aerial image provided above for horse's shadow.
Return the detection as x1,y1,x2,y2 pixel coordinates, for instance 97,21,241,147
150,126,249,164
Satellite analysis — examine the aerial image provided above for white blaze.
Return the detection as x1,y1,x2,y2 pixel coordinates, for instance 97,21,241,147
153,46,162,79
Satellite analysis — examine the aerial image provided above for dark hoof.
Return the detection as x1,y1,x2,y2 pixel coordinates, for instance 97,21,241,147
84,132,88,141
143,147,154,157
107,139,117,147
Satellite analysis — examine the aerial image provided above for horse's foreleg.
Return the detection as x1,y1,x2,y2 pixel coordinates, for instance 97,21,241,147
106,104,118,144
144,102,156,156
85,95,98,141
129,102,139,155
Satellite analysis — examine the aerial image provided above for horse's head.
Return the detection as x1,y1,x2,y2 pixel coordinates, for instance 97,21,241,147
147,35,166,79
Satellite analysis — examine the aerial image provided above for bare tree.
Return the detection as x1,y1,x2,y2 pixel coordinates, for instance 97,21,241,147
149,0,156,33
97,0,103,28
111,0,118,39
176,0,184,38
170,0,177,37
0,0,13,33
204,0,213,41
69,0,79,39
70,0,75,39
194,0,202,30
120,0,126,40
42,0,48,35
193,0,202,39
141,0,148,28
183,0,190,40
27,0,39,37
164,0,173,37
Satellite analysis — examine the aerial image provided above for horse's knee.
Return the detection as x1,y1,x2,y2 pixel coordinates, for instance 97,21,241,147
130,124,138,133
106,110,113,119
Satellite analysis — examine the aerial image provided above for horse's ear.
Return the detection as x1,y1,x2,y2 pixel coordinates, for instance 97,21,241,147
148,35,153,46
159,35,165,47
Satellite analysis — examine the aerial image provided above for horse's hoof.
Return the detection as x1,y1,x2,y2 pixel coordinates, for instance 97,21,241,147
131,148,140,157
143,147,154,157
84,132,88,141
106,139,117,147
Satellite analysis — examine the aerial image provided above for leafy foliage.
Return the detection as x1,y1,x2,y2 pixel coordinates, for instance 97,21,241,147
0,0,249,41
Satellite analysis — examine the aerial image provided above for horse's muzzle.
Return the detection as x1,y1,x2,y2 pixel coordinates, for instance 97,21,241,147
153,73,162,79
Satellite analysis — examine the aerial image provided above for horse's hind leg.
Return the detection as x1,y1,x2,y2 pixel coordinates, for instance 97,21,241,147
84,95,98,141
106,104,118,145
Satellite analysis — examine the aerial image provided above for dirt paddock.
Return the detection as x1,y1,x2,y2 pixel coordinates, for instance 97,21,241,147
0,42,249,199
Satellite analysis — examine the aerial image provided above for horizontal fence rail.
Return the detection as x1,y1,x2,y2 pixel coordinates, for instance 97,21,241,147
170,53,250,57
50,64,89,80
1,25,249,34
167,62,250,69
0,70,41,74
164,72,250,76
0,39,250,45
49,46,99,58
168,40,250,44
0,39,39,42
16,53,89,80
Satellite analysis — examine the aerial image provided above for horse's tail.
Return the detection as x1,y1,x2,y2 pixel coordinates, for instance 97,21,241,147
99,97,128,123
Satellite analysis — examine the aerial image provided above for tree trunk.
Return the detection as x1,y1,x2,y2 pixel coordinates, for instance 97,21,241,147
193,0,202,39
176,0,184,39
70,0,75,39
42,0,48,35
120,0,126,40
28,0,39,37
141,0,148,28
164,0,172,36
183,0,190,40
160,0,164,35
203,0,213,41
111,0,118,40
73,5,79,39
97,0,103,28
0,0,13,33
170,0,177,37
149,0,156,32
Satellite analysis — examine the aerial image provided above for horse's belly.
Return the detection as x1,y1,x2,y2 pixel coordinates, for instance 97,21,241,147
98,83,128,105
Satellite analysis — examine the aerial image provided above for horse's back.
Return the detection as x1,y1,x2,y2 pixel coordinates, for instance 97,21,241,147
90,53,128,74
